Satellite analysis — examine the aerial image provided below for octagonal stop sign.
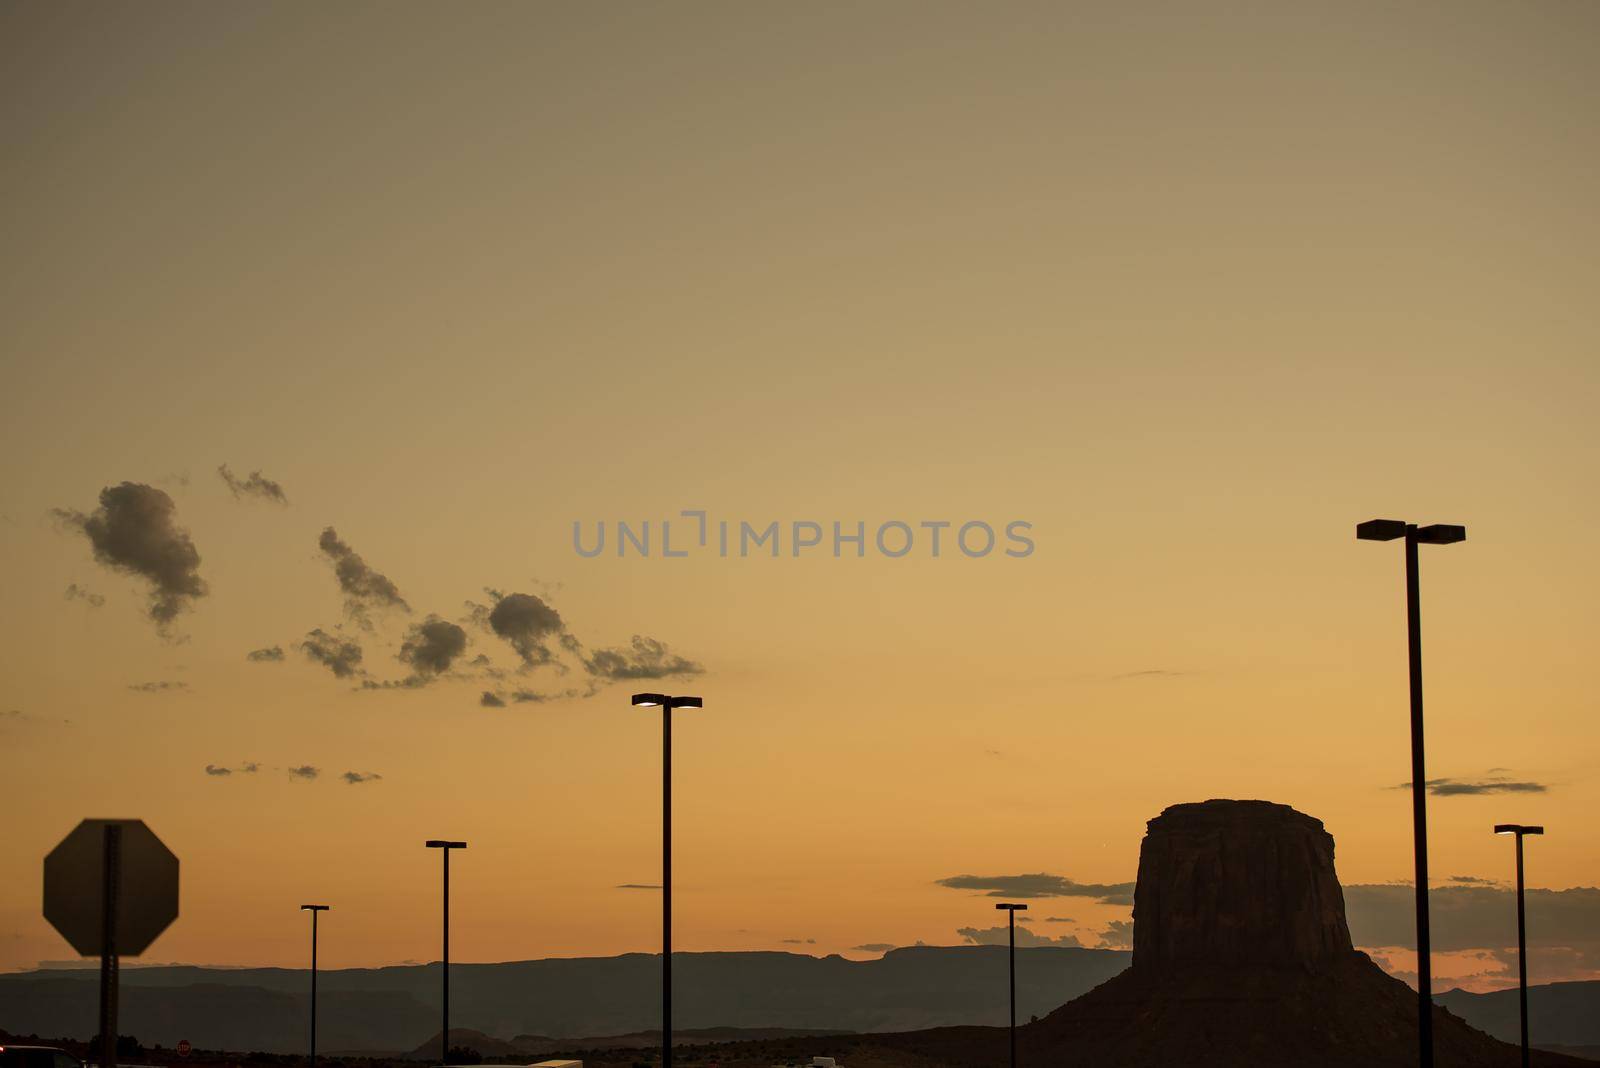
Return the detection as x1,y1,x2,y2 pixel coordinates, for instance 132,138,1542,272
43,819,179,956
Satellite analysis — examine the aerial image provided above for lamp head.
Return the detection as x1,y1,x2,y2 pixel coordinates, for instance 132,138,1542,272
669,695,703,709
300,904,329,912
994,902,1028,912
632,693,669,707
425,840,467,849
1356,519,1408,541
1414,523,1467,545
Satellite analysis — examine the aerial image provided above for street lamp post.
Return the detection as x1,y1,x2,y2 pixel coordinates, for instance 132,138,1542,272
425,839,468,1065
300,905,329,1068
630,692,703,1068
995,903,1028,1068
1495,824,1545,1068
1357,517,1466,1068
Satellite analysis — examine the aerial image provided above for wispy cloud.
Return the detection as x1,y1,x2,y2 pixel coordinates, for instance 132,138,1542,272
1393,776,1549,796
853,943,895,953
299,628,363,679
1096,919,1134,948
936,873,1135,905
341,771,381,785
583,635,703,680
958,924,1083,948
64,583,105,608
246,645,286,662
128,680,188,693
616,883,662,890
318,527,407,625
217,464,288,505
288,765,319,781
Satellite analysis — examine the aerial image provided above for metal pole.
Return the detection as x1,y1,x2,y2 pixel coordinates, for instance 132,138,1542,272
663,703,673,1068
1405,529,1434,1068
442,848,450,1066
1517,833,1529,1068
310,910,319,1068
98,824,121,1068
1008,908,1017,1068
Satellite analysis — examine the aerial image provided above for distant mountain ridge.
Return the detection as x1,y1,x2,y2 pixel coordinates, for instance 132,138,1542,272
1435,982,1600,1052
0,946,1131,1054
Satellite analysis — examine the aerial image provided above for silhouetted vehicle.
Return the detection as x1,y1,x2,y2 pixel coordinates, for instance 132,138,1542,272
0,1046,83,1068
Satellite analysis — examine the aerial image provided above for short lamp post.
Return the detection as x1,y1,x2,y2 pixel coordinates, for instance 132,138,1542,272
631,692,703,1068
425,839,467,1065
996,903,1028,1068
1495,824,1545,1068
300,905,329,1067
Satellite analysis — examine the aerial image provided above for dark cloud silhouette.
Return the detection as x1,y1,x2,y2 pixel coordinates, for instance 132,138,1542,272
936,873,1135,905
583,635,704,680
341,771,381,784
128,680,188,693
781,938,818,945
1042,917,1076,924
317,527,408,625
508,684,597,704
299,628,364,678
616,883,662,890
398,616,468,677
1113,669,1187,680
63,583,105,608
54,482,207,629
1346,884,1600,954
1394,776,1550,796
479,590,575,667
246,645,286,662
1449,875,1501,886
480,691,506,708
288,765,319,780
1097,919,1134,948
958,924,1084,948
853,943,895,953
217,464,288,504
205,761,260,776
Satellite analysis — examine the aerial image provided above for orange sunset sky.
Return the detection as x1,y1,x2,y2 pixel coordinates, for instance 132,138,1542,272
2,2,1597,994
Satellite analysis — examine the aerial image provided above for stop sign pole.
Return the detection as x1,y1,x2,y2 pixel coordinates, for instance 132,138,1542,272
43,818,179,1068
98,825,121,1068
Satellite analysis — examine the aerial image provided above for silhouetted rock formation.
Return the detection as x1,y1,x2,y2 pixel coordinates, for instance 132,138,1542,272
1132,799,1351,968
854,800,1589,1068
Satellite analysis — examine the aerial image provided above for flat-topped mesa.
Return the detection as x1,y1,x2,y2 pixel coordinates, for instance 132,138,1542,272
1131,799,1353,971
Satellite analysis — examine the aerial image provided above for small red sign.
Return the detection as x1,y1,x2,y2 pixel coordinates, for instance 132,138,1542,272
177,1041,191,1058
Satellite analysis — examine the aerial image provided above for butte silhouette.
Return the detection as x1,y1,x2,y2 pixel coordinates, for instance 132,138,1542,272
859,799,1586,1067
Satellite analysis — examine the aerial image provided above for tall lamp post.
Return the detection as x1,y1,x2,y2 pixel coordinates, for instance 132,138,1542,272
1357,517,1465,1068
1495,824,1545,1068
996,903,1028,1068
630,692,703,1068
425,839,467,1065
300,905,329,1068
